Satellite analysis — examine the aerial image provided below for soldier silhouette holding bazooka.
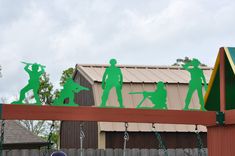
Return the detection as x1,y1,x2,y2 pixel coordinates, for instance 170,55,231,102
12,62,45,105
100,59,124,108
53,78,89,106
183,58,208,111
129,81,168,109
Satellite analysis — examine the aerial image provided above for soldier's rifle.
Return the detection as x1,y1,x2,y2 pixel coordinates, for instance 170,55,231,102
74,85,90,93
129,91,150,108
21,61,46,68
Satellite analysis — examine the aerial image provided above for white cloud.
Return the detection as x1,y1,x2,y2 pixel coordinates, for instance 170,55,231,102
1,0,235,102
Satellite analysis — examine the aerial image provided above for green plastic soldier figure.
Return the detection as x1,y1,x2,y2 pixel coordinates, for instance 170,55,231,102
100,59,124,108
53,78,89,106
129,81,168,109
183,59,208,111
12,62,45,105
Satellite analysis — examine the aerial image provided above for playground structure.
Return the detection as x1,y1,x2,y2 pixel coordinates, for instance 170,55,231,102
1,47,235,156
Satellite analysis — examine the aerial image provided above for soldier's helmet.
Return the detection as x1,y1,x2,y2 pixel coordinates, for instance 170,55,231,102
156,81,165,89
109,59,117,66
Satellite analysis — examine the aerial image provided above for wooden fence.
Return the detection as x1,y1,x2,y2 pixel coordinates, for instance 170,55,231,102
2,148,208,156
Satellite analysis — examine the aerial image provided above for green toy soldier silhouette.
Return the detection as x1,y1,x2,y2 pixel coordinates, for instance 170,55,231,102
53,78,89,106
12,62,45,105
129,81,168,109
183,59,208,111
100,59,124,108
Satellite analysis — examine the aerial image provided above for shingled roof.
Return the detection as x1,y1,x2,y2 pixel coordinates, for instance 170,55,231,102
0,120,48,149
75,64,213,132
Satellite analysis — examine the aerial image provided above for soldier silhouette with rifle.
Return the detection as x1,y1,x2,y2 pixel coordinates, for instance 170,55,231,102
53,78,89,106
12,62,45,105
129,81,168,109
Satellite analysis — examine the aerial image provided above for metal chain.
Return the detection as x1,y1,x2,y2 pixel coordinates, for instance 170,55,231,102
80,123,85,156
43,120,55,156
123,122,129,156
0,120,5,156
195,125,206,156
152,123,168,156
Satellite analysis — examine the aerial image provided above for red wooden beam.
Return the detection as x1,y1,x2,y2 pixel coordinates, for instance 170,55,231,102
225,109,235,125
1,104,217,126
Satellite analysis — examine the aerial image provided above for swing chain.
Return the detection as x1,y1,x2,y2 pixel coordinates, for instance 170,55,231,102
47,121,55,150
80,123,85,156
152,123,168,156
123,122,129,156
195,125,206,156
0,120,5,156
43,120,55,156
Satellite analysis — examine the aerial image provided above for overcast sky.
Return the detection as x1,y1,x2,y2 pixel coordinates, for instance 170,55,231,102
1,0,235,102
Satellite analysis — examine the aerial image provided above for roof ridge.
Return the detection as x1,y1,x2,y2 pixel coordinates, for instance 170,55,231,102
76,64,213,70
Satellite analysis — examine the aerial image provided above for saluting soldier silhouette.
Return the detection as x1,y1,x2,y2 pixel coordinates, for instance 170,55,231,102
12,62,45,105
100,59,124,108
183,58,208,111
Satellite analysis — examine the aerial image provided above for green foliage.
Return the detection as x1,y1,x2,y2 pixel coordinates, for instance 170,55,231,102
173,57,207,67
39,72,55,105
41,121,60,149
53,67,76,104
60,67,74,86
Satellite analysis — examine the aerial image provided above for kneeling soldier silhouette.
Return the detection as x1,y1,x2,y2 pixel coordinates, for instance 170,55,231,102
129,81,168,109
53,78,89,106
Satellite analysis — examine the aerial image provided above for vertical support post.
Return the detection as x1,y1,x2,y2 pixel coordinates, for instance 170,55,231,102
220,48,226,112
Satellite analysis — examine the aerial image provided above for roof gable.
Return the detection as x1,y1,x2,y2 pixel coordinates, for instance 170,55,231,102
205,47,235,111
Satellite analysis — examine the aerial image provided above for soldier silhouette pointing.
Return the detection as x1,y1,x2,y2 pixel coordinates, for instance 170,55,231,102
12,62,45,105
100,59,124,108
183,59,208,111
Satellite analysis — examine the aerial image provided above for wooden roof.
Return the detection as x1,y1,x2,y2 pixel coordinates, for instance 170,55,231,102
0,120,46,144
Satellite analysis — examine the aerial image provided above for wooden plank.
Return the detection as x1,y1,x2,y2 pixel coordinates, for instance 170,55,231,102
225,110,235,125
140,149,149,156
105,149,113,156
1,104,216,126
29,149,40,156
86,148,96,156
149,149,158,156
